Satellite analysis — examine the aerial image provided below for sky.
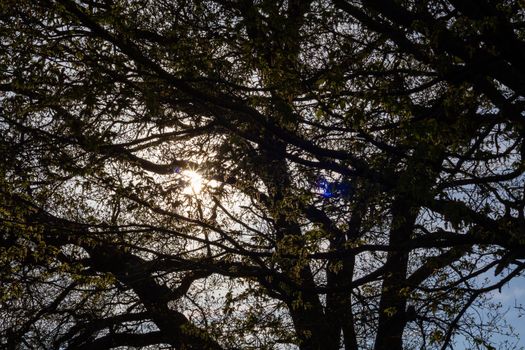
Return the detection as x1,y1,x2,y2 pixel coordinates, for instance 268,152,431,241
452,275,525,350
491,277,525,349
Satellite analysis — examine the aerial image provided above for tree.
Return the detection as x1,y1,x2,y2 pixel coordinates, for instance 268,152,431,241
1,0,525,349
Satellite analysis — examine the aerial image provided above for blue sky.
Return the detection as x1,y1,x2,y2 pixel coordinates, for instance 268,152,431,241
448,273,525,349
491,277,525,349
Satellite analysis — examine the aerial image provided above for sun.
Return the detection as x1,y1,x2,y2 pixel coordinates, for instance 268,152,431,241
182,169,203,194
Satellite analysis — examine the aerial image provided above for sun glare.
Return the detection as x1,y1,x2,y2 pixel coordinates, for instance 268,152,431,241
182,170,203,194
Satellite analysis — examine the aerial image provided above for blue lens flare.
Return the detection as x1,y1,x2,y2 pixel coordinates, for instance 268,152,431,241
316,177,353,199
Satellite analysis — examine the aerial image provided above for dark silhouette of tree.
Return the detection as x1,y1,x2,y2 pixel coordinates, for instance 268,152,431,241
1,1,524,349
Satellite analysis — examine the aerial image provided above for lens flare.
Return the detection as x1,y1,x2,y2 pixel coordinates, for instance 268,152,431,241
182,170,203,194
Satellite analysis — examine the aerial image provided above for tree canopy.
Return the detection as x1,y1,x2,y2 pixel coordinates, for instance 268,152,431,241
1,1,525,349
